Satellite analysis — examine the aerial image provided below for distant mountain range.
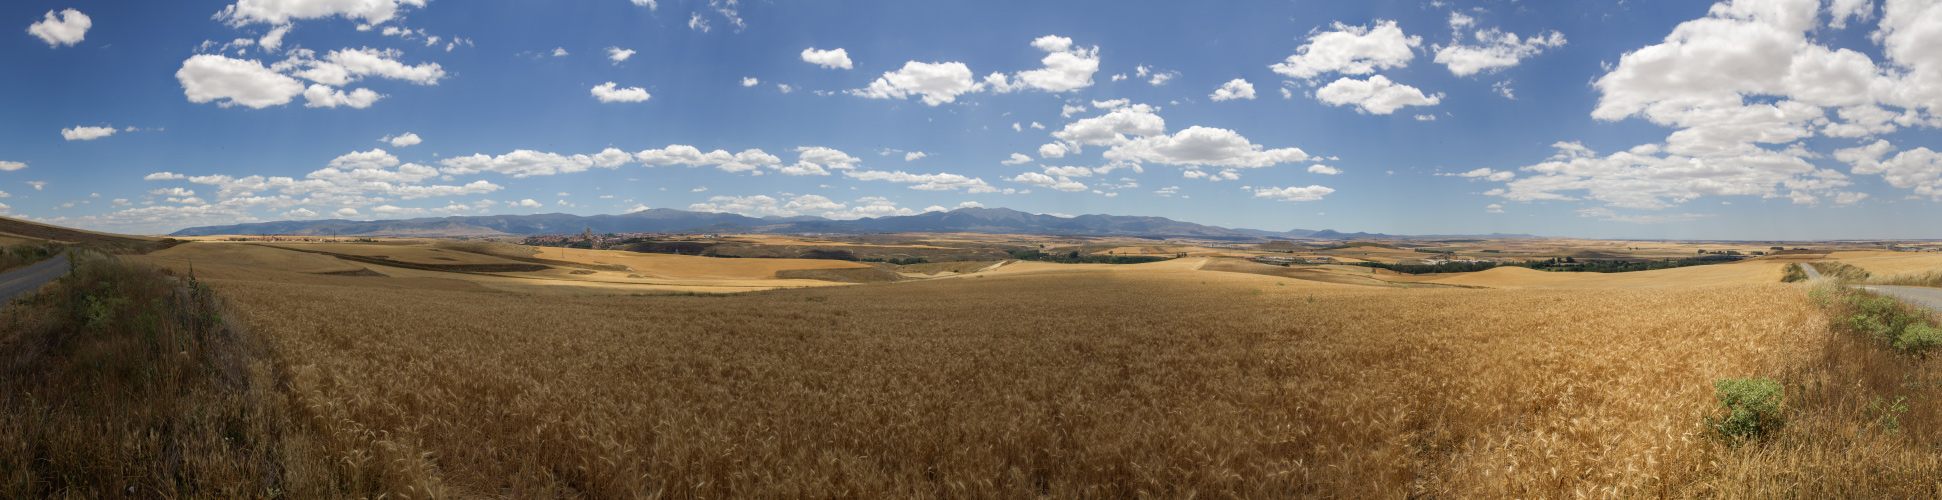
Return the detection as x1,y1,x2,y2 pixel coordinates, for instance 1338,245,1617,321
169,207,1538,240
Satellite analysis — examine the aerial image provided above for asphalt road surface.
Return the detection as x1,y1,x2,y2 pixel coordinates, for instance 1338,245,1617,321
0,251,69,306
1863,286,1942,315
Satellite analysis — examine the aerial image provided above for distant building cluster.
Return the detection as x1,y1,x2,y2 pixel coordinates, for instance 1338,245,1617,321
222,235,339,242
521,232,719,248
1891,246,1942,252
1251,255,1332,264
1416,258,1504,265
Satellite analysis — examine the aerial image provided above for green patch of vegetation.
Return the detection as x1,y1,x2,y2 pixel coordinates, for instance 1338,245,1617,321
1781,263,1808,283
1513,255,1743,273
1810,261,1873,283
1007,249,1171,264
1349,261,1502,274
0,242,63,274
1839,292,1942,359
861,257,930,265
1815,282,1942,360
1315,242,1397,251
1705,377,1785,446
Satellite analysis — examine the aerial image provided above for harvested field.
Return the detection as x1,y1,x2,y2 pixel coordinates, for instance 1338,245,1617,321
893,260,1003,275
531,246,871,280
174,255,1824,498
1424,261,1785,289
774,266,907,283
1200,258,1450,288
146,243,369,274
1826,252,1942,276
263,242,532,267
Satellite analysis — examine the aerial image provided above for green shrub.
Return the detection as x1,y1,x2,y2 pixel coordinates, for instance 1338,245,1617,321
1894,322,1942,359
1816,286,1942,358
1780,263,1807,283
1706,377,1785,446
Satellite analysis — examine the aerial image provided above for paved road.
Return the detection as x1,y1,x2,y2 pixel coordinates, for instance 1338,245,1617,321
1802,260,1942,315
1798,262,1824,280
0,251,69,306
1863,286,1942,314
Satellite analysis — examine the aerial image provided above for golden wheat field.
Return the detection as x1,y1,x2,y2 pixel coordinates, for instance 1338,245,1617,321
106,245,1928,498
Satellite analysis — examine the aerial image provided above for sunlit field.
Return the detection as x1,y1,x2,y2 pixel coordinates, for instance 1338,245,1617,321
116,249,1870,498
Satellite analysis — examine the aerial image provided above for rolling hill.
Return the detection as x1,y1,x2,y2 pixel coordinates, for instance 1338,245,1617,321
169,207,1539,240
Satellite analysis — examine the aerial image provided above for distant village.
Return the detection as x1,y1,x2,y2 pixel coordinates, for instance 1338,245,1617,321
521,231,718,249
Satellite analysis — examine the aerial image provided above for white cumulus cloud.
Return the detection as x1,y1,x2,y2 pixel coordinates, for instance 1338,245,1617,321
801,47,853,69
27,9,91,47
1002,35,1100,92
61,126,117,141
852,61,980,106
216,0,428,26
1270,20,1421,79
1315,75,1443,114
176,54,307,108
590,82,651,103
302,84,383,108
1210,79,1256,101
1252,185,1336,202
634,145,783,173
607,46,635,64
1104,126,1311,168
1434,28,1567,77
381,132,422,147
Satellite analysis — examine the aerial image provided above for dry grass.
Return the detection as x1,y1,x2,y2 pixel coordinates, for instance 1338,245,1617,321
164,260,1833,498
1872,270,1942,288
0,250,340,497
1810,261,1874,283
1691,282,1942,498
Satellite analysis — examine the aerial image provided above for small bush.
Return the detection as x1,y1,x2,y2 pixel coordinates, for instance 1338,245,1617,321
1706,377,1785,445
1780,263,1807,283
1894,322,1942,359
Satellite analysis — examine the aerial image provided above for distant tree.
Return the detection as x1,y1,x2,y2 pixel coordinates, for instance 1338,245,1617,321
1698,249,1707,254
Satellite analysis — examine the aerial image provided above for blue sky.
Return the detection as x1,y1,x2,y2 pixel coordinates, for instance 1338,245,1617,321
4,0,1940,239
